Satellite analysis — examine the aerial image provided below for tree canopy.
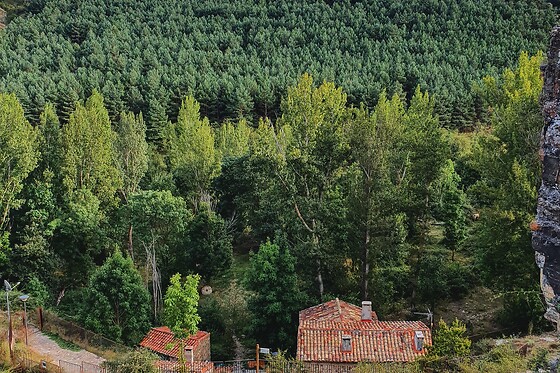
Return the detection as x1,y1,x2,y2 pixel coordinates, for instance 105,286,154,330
0,0,554,130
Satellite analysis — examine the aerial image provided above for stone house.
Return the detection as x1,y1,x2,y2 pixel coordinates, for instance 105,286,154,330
297,299,431,366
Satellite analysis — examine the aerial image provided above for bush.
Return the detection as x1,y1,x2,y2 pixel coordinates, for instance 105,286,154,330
430,319,471,358
102,348,158,373
459,344,525,373
527,348,549,372
416,250,476,307
498,289,548,334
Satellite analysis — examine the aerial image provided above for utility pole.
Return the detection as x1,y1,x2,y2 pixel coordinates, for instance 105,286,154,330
6,287,12,361
4,280,20,361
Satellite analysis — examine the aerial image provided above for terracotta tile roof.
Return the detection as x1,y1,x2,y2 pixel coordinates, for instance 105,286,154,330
299,298,378,323
297,300,431,363
140,326,210,358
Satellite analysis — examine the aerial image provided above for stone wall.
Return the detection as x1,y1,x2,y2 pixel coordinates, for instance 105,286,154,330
533,25,560,330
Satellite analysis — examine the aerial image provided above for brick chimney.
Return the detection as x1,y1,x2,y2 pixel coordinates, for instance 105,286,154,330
361,301,372,321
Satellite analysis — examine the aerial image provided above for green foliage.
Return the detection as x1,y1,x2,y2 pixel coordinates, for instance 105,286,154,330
274,74,351,299
432,160,467,254
0,93,39,231
115,111,149,200
180,208,233,281
0,1,554,129
216,119,252,159
80,250,151,345
163,273,201,338
469,53,543,328
245,240,306,350
498,288,547,333
102,349,159,373
53,188,104,286
416,250,476,308
354,362,420,373
403,87,451,239
25,276,51,308
265,350,305,373
459,344,526,373
430,319,472,358
198,281,250,360
120,190,190,279
163,96,219,207
527,347,549,372
0,34,552,356
60,90,122,206
347,92,408,301
43,331,81,351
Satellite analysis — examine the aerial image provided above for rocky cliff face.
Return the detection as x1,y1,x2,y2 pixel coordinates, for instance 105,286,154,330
533,26,560,330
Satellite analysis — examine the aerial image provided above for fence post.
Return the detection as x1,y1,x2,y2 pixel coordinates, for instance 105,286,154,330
38,307,44,330
256,344,260,373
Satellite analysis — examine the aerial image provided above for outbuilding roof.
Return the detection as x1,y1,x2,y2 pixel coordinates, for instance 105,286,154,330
140,326,209,358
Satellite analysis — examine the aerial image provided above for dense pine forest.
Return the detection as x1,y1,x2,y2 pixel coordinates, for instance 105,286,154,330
0,0,558,363
0,0,556,130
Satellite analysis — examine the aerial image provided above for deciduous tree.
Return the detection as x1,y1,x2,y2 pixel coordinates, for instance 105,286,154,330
163,273,201,338
0,93,39,230
80,250,151,345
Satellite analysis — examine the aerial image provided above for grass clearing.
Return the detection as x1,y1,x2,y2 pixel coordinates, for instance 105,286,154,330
42,331,81,352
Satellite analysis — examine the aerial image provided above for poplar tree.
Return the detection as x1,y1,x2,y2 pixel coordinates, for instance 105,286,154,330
0,93,39,231
164,96,220,208
115,112,149,199
347,93,408,301
60,90,122,206
276,74,350,300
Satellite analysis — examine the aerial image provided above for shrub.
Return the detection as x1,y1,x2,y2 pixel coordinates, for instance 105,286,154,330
430,319,471,358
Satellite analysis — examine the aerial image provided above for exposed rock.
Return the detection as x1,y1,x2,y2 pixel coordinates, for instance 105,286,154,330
534,26,560,331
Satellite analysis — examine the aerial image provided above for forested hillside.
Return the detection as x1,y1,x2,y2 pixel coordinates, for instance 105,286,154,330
0,0,556,362
0,0,555,131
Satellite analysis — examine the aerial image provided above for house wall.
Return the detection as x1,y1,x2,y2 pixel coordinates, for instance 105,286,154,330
194,334,211,361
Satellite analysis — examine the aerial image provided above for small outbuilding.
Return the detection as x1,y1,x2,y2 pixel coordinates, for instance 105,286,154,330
140,326,211,363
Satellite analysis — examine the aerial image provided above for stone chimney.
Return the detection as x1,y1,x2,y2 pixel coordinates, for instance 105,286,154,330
361,301,372,321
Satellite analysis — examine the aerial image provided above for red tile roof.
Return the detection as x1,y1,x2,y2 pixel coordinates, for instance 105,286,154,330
140,326,210,358
297,300,431,363
299,299,378,323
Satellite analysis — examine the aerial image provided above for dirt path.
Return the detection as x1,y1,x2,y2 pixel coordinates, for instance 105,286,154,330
26,325,105,367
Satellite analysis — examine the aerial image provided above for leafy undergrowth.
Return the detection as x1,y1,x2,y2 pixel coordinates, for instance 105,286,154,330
435,287,504,339
459,334,560,373
42,331,81,352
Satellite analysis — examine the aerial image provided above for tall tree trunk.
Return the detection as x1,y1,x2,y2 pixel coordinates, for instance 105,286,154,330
316,258,324,301
127,224,134,262
313,225,324,301
361,226,370,301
